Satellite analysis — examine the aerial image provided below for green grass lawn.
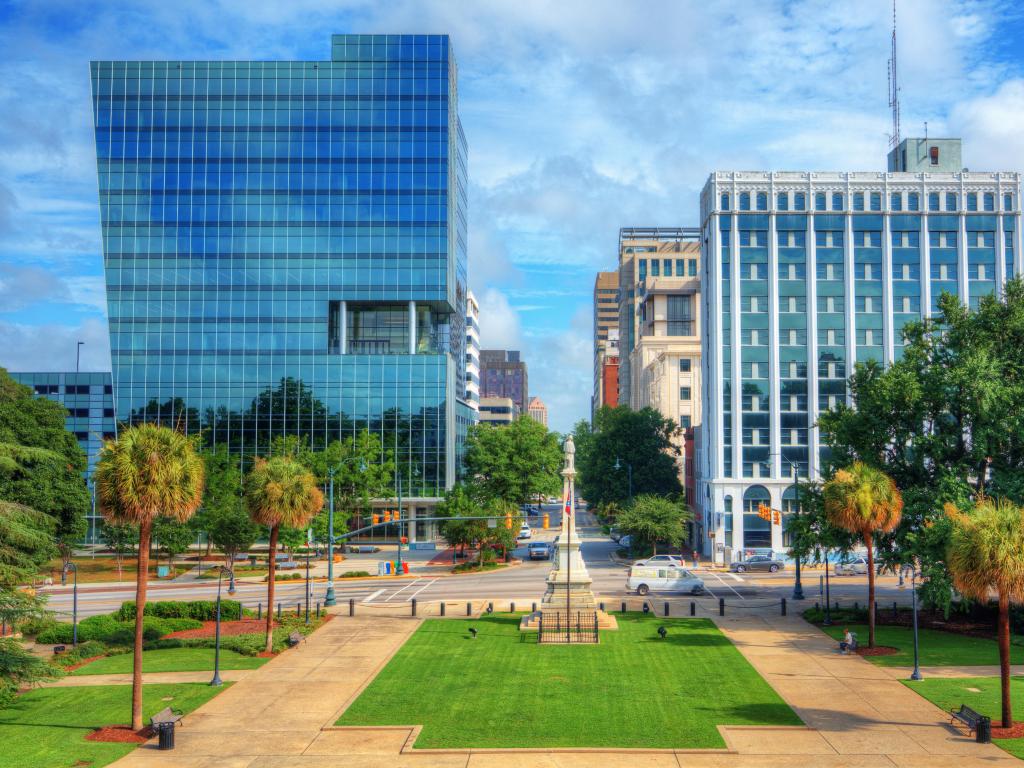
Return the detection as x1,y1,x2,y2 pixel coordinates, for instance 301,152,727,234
71,647,269,675
818,624,1024,667
0,683,225,768
336,614,801,749
904,676,1024,759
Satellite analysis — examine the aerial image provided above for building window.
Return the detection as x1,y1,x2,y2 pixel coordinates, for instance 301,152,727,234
967,192,978,211
1004,193,1014,212
930,146,939,165
815,192,826,211
853,192,864,211
680,415,691,430
679,387,691,400
832,192,843,210
638,260,647,281
667,294,694,336
679,358,692,373
890,192,902,211
103,408,114,418
756,192,768,211
946,192,958,211
870,192,882,211
739,192,750,211
721,192,731,210
688,259,697,277
651,260,660,277
984,193,995,212
908,192,919,211
928,192,939,211
676,259,685,276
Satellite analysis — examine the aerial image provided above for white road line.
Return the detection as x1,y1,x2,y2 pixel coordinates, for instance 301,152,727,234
709,571,745,599
405,579,437,601
726,573,744,582
362,588,386,604
384,579,426,602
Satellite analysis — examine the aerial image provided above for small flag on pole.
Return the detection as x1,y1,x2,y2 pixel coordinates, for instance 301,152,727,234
564,495,571,517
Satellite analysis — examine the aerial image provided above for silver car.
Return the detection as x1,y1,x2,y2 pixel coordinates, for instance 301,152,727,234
730,554,784,573
834,556,869,575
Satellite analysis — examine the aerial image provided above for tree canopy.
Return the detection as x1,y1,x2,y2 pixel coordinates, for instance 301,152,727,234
462,417,562,505
574,406,683,509
615,494,692,555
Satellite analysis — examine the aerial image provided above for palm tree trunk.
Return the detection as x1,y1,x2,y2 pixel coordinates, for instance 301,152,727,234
999,591,1013,727
131,519,152,731
265,524,278,654
865,532,876,648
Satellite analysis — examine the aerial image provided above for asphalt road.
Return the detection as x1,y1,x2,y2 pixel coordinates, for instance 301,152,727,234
41,504,917,620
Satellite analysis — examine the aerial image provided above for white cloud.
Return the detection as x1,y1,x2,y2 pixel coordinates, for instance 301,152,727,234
476,287,523,350
0,316,111,372
950,78,1024,173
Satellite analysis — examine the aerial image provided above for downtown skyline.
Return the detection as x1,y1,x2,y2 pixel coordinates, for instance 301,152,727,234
2,0,1024,432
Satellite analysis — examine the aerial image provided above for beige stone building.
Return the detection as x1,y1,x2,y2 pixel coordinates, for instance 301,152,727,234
479,395,518,425
617,227,702,506
592,271,620,415
527,396,548,427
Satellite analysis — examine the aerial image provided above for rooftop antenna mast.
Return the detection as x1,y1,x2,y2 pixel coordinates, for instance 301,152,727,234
887,0,901,148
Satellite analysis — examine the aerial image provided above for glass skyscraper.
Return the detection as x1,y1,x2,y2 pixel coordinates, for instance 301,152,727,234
91,35,469,518
697,155,1021,563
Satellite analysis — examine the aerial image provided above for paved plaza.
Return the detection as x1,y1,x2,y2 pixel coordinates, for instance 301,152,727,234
104,606,1019,768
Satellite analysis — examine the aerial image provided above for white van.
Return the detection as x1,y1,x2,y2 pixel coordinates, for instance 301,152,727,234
626,565,705,596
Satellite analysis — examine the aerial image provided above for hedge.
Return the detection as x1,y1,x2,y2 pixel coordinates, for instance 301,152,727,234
115,599,242,622
37,614,202,645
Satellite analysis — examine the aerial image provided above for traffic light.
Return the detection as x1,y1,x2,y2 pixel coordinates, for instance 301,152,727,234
757,503,772,521
773,511,781,525
372,513,380,526
383,510,392,523
542,513,550,530
504,511,512,529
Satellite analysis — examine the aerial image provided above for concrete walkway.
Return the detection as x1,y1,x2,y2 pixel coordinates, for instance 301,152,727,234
46,669,254,687
106,610,1020,768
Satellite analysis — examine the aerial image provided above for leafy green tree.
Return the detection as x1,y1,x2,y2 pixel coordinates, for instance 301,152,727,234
152,516,194,574
196,446,258,567
101,521,137,581
0,501,56,587
785,482,856,566
820,282,1024,612
615,495,692,555
463,417,562,505
208,508,259,569
0,591,59,709
822,463,903,648
575,407,682,508
244,456,323,653
437,485,482,560
95,423,205,731
946,498,1024,727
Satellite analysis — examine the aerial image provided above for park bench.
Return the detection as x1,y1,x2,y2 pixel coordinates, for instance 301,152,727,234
52,645,67,655
950,704,984,735
150,707,183,727
287,631,303,648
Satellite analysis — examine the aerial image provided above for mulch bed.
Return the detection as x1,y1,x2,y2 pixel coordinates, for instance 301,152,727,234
991,722,1024,739
86,726,154,743
61,654,105,672
856,645,900,657
164,619,277,639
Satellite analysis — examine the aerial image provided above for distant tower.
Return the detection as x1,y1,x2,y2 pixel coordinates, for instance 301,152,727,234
887,0,900,148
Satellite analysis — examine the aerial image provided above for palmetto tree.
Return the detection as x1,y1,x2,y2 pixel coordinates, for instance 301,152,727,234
94,424,204,731
947,498,1024,727
244,456,323,653
823,462,903,648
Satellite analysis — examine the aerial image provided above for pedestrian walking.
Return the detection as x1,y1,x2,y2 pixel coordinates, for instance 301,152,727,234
691,550,700,570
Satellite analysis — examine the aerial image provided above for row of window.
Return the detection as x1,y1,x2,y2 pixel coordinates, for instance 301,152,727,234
34,384,113,395
732,259,1001,283
636,258,699,280
722,190,1014,213
723,229,1010,249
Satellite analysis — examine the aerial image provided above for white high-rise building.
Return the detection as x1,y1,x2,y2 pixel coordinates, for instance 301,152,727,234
697,142,1021,564
465,291,480,415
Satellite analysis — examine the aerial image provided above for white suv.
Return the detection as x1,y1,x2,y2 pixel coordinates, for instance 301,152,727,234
834,557,869,575
518,523,532,539
633,554,684,568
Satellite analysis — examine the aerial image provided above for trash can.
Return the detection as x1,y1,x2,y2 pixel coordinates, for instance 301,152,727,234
976,716,992,744
156,721,175,750
401,562,409,574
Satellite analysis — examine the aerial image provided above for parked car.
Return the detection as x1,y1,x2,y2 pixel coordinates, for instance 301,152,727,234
834,556,869,576
633,554,684,568
608,527,622,543
518,523,532,540
626,565,704,596
527,541,551,560
617,535,631,549
730,554,784,573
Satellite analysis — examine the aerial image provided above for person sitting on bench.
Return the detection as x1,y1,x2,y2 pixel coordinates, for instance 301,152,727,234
839,628,856,654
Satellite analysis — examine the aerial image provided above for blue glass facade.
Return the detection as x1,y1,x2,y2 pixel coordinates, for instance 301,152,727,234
91,35,468,498
8,371,116,542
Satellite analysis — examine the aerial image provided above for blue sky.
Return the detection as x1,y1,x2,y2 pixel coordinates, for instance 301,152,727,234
1,0,1023,432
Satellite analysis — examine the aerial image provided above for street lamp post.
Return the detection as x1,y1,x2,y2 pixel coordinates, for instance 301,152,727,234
210,566,232,686
305,550,311,625
910,563,922,681
823,549,833,625
790,461,805,601
61,563,78,647
613,458,633,503
396,472,403,572
325,458,367,607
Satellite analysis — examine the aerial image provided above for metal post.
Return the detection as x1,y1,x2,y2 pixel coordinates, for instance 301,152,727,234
326,469,336,606
76,341,83,372
790,463,805,600
211,568,225,686
411,599,417,617
719,597,725,616
258,603,262,620
823,560,832,625
396,474,403,572
621,601,626,614
910,566,922,681
296,602,300,617
277,602,281,619
510,602,515,613
62,564,78,647
664,602,670,617
349,598,354,617
466,602,472,616
305,552,311,625
690,601,696,616
781,598,787,616
440,602,446,617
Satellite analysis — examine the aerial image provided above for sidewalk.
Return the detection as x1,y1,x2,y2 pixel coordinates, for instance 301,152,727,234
106,609,1019,768
45,669,254,687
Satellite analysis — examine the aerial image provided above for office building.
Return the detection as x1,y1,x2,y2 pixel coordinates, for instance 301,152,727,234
592,271,619,413
91,35,469,541
697,142,1020,563
479,395,518,425
479,349,528,414
8,371,116,543
617,228,702,506
595,328,620,412
527,396,548,427
465,291,480,415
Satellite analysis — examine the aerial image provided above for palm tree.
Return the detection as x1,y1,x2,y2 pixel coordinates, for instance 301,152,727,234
947,498,1024,727
822,462,902,648
94,424,204,731
244,457,323,653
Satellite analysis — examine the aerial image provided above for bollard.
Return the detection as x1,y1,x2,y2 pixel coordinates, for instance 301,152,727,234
440,602,446,617
277,602,282,620
466,602,472,616
719,597,725,616
316,602,321,618
621,601,626,614
599,602,605,612
532,602,537,612
690,601,696,616
510,602,515,613
781,598,787,616
349,598,354,617
412,599,417,617
815,602,820,611
835,601,839,611
487,602,493,613
257,603,262,620
819,575,824,595
893,601,898,619
664,602,670,617
297,602,301,617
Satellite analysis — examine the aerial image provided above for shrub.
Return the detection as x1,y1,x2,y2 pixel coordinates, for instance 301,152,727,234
340,571,371,578
52,640,109,669
115,600,242,622
37,614,203,645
